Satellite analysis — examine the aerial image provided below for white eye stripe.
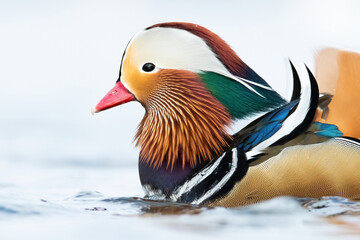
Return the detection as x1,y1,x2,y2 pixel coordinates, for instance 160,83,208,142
130,27,224,73
125,27,269,95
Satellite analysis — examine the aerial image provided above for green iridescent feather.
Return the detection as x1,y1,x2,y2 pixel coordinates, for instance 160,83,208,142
199,72,286,119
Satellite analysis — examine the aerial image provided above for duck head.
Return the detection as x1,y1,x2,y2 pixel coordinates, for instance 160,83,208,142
93,22,286,170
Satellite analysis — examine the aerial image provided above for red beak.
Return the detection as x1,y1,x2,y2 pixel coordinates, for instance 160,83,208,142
92,81,135,114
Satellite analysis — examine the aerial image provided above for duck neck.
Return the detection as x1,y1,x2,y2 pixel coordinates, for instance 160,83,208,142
135,70,233,195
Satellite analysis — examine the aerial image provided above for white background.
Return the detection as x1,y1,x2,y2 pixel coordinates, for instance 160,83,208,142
1,1,360,239
1,0,360,166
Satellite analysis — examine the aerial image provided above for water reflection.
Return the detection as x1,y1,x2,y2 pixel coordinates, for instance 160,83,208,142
102,197,209,216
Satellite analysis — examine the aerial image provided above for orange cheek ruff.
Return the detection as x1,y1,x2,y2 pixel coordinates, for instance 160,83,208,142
134,69,233,170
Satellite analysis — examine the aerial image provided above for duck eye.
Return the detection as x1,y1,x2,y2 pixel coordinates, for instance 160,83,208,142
142,63,155,72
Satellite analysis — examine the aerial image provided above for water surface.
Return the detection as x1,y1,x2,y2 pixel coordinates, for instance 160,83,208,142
1,161,360,240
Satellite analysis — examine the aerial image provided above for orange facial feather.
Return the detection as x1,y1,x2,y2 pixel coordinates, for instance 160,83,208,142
134,69,233,170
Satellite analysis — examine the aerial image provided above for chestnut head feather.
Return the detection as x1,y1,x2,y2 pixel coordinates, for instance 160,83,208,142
135,69,232,169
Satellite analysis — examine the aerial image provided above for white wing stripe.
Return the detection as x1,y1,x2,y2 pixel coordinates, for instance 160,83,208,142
245,64,312,160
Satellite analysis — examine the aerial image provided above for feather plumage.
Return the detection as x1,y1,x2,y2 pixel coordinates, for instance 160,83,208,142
93,23,360,207
135,70,232,169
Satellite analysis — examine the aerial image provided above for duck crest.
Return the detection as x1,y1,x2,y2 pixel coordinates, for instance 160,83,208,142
135,70,233,170
147,22,270,87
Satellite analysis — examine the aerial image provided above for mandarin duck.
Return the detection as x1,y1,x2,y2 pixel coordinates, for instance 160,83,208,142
92,22,360,207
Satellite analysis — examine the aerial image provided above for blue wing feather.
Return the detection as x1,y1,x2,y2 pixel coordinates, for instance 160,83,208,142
312,122,343,138
237,106,343,153
238,99,299,151
234,64,325,162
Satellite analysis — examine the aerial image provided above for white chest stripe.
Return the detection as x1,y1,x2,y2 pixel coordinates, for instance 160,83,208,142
169,148,238,204
170,152,225,200
192,148,238,205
